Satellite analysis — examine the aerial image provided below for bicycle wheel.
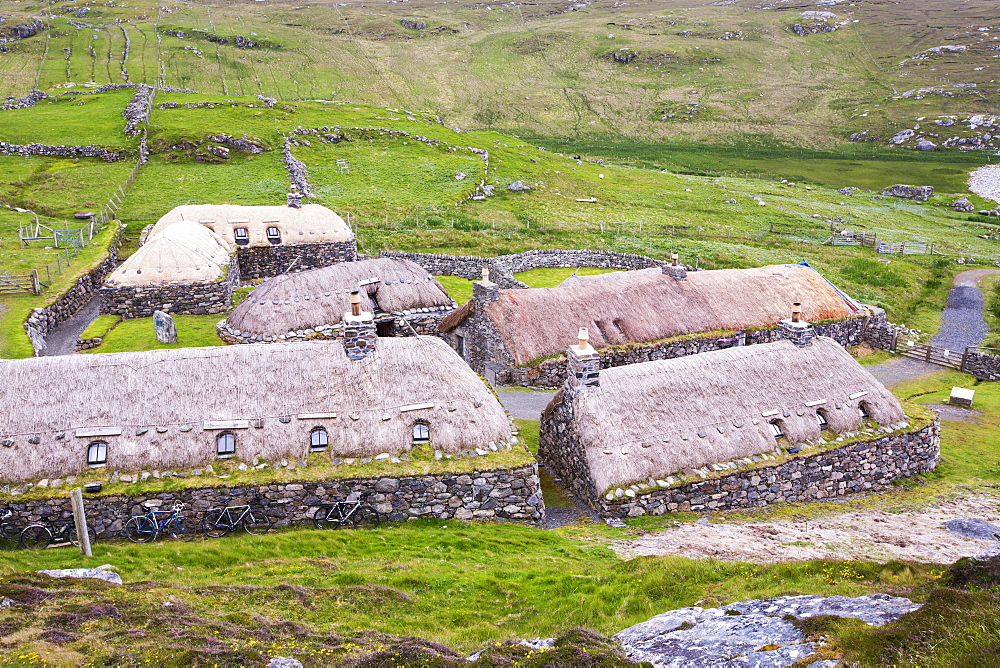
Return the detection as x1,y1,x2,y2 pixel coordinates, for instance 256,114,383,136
68,523,97,548
242,510,271,536
312,505,336,530
124,516,156,543
350,506,380,530
21,524,52,550
0,523,21,551
201,509,231,538
169,518,197,542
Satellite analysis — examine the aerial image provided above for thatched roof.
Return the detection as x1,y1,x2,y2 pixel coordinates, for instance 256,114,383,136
0,338,510,482
446,264,859,365
557,337,905,492
106,220,232,287
225,258,454,337
148,203,353,247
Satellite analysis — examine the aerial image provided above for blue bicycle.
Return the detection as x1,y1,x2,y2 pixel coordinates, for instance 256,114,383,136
124,503,196,542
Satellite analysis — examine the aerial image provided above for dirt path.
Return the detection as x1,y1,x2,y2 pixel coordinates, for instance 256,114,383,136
39,295,101,356
613,495,1000,564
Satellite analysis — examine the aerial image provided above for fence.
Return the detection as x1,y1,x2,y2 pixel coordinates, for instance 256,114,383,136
877,241,937,255
19,218,97,249
0,270,41,295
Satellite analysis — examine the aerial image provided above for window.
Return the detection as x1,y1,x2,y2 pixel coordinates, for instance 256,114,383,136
769,421,785,440
412,423,430,447
234,227,249,245
310,427,329,452
858,401,872,420
266,226,281,244
216,432,236,458
816,410,828,429
87,441,107,468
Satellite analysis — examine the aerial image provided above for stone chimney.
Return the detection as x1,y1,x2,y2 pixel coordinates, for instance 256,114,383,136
287,183,303,208
342,289,377,360
472,266,500,304
776,302,815,347
661,252,687,280
566,327,601,395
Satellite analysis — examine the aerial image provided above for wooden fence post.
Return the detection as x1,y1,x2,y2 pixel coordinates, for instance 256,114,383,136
961,347,971,373
70,488,92,557
30,269,40,295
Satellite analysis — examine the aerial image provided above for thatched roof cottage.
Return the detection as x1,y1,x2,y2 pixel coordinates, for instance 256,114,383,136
439,262,875,387
218,257,456,343
0,334,511,484
539,326,921,514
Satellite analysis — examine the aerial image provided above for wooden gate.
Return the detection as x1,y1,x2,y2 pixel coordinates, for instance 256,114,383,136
0,271,41,295
893,340,965,370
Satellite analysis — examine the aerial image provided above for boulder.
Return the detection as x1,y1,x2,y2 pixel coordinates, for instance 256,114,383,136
916,140,937,151
881,184,934,201
400,19,427,30
508,180,531,192
952,197,975,212
37,565,123,586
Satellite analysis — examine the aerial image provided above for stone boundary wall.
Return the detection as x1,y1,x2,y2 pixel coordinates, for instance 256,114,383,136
100,256,241,319
237,240,357,280
0,464,543,537
601,421,939,517
380,249,664,289
0,141,126,162
23,231,123,355
959,349,1000,381
508,313,882,387
218,310,450,344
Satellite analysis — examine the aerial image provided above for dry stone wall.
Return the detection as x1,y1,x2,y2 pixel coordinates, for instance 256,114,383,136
23,235,121,355
0,464,544,536
959,349,1000,381
218,310,450,344
236,240,357,280
0,141,126,161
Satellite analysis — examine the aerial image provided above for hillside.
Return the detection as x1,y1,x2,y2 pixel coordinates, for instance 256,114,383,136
0,0,998,150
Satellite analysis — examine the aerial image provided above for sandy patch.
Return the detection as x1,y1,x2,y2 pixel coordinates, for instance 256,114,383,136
969,164,1000,205
613,495,1000,564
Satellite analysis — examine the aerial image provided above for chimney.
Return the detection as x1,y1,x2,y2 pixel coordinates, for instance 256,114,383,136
342,289,377,360
566,327,600,395
777,302,815,347
472,266,500,304
287,183,303,209
661,252,687,280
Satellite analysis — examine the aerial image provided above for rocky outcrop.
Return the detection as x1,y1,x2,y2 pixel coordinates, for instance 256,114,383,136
400,19,427,30
952,197,975,212
881,184,934,201
616,594,920,667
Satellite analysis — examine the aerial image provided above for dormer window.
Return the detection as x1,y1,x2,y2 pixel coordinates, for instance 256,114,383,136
769,421,785,440
412,423,430,447
234,227,249,246
266,226,281,244
217,432,236,458
87,441,107,468
310,427,329,452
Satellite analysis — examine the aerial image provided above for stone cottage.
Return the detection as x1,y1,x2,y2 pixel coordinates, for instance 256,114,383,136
439,262,879,387
0,319,515,484
100,220,238,318
145,195,356,280
217,257,456,343
538,321,939,516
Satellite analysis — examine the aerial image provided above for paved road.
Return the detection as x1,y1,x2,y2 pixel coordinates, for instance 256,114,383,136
40,295,102,356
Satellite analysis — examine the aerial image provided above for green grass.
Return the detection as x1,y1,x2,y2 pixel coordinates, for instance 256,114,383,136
81,314,226,353
0,90,137,149
514,267,617,288
79,314,121,340
435,275,475,305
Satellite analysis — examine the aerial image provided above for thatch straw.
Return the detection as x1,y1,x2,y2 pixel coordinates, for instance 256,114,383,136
478,264,858,365
106,221,232,287
225,258,454,337
0,338,510,482
148,203,353,247
561,337,905,492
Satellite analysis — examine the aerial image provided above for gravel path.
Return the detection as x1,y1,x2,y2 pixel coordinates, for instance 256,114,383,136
496,388,556,419
39,295,102,356
969,164,1000,205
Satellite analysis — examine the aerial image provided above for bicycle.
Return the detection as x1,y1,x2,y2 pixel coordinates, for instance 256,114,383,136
124,503,196,543
0,509,20,551
27,514,98,550
313,492,380,530
201,499,271,538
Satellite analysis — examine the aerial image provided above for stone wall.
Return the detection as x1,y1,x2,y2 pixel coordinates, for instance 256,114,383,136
23,233,122,355
236,240,357,280
540,392,939,517
0,464,544,537
0,141,126,162
379,249,665,289
496,313,882,388
217,309,451,344
100,256,241,319
959,349,1000,381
